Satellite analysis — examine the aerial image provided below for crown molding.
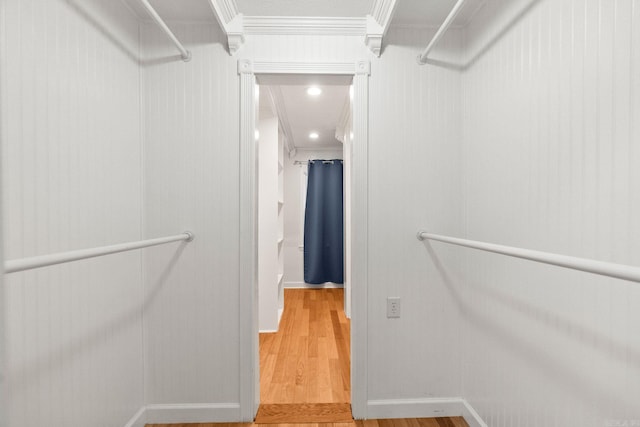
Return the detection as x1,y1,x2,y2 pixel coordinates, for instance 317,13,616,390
335,97,351,144
207,0,239,25
244,16,366,36
208,0,245,55
266,86,296,154
371,0,397,33
366,0,398,56
252,61,358,75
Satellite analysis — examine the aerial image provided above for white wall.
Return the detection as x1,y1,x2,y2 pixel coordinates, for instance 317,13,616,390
140,26,465,419
0,1,144,426
455,0,640,425
367,27,464,402
282,148,343,288
141,22,241,416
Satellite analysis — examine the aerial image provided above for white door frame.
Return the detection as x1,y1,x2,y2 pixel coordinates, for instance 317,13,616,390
237,59,370,421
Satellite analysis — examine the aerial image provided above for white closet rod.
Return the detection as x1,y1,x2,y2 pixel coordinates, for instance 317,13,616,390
417,231,640,283
139,0,191,62
4,232,194,274
417,0,466,64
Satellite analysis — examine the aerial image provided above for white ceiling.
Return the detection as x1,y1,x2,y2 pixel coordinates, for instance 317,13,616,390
126,0,216,22
127,0,485,27
393,0,486,27
126,0,487,150
236,0,374,17
259,76,351,150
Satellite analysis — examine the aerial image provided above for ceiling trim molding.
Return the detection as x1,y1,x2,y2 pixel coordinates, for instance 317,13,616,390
335,98,351,144
365,0,398,57
266,86,296,154
253,61,358,75
244,16,366,36
295,146,343,152
208,0,239,24
371,0,397,31
208,0,245,55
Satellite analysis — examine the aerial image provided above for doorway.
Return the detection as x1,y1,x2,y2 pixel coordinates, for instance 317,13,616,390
255,76,351,421
237,60,370,422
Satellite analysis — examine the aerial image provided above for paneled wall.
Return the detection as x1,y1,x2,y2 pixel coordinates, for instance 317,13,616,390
0,0,144,426
141,22,241,409
141,25,465,415
457,0,640,425
368,27,463,402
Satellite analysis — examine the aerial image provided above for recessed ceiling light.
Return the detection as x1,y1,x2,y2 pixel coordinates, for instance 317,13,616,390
307,87,322,96
309,132,319,140
254,130,260,140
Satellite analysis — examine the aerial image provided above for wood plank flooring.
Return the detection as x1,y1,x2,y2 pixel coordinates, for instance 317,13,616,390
147,417,470,427
147,291,470,427
255,403,353,423
259,289,350,404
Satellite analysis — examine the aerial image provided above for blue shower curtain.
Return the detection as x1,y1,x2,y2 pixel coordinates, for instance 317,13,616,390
304,160,344,284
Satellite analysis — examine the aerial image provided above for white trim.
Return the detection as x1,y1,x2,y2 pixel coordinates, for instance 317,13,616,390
145,403,241,424
461,400,489,427
207,1,244,55
238,59,370,421
335,97,351,143
253,61,357,75
284,281,344,289
350,61,369,420
366,398,487,427
366,0,398,56
367,398,463,419
244,16,366,36
123,406,146,427
266,86,295,153
207,0,239,25
371,0,398,30
238,60,259,422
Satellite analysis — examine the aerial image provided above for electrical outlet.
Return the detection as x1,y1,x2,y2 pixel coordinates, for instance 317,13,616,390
387,297,401,318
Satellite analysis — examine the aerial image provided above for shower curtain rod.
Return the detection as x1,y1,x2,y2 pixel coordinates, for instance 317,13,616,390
139,0,191,62
294,160,344,165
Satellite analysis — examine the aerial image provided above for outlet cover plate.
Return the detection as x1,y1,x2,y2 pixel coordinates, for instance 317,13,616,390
387,297,401,318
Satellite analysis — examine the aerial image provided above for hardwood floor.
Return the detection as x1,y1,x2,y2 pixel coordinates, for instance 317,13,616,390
147,417,470,427
147,292,471,427
259,288,350,404
255,403,353,423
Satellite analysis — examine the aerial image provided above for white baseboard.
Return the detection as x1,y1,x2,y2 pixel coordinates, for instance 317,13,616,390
366,398,486,427
461,399,488,427
284,281,344,289
126,399,485,426
127,403,241,425
123,406,146,427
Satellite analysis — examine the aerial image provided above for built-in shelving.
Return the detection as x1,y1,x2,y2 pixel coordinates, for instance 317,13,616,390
277,129,285,325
